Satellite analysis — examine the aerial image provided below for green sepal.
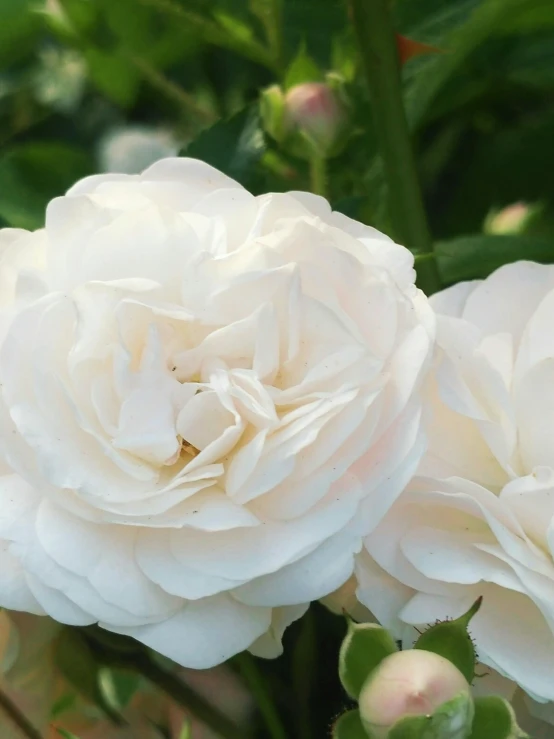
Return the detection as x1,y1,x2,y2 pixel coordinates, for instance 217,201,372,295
260,85,289,143
421,692,474,739
470,696,530,739
333,710,368,739
364,693,474,739
386,715,429,739
284,43,323,90
339,620,398,699
413,598,482,683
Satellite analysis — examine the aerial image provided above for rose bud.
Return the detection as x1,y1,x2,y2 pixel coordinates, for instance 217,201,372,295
284,82,346,156
484,201,540,235
359,649,473,739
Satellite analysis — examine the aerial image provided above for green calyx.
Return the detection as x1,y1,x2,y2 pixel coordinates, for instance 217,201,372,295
338,620,399,699
413,597,482,684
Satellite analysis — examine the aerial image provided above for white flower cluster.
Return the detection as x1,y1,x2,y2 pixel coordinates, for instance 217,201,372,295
1,157,552,715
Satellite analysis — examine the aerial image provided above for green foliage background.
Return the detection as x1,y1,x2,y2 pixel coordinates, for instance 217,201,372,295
3,0,554,290
2,0,554,736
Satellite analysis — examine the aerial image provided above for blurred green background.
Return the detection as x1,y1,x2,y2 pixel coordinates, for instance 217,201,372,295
2,0,554,291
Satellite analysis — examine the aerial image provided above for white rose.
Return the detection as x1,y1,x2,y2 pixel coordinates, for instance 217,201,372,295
357,261,554,704
0,158,433,668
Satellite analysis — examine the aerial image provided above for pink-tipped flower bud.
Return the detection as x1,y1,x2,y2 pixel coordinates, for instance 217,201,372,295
359,649,473,739
284,82,346,156
485,202,536,235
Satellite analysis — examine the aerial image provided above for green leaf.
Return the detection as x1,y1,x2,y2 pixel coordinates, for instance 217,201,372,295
249,0,283,63
393,0,480,38
97,0,199,68
333,196,365,221
333,710,368,739
185,106,266,190
0,143,94,230
54,629,126,726
282,0,348,66
57,0,99,36
50,692,78,720
403,0,554,129
503,36,554,91
98,668,142,711
128,0,275,70
284,44,323,90
470,696,529,739
84,48,141,107
213,9,256,44
413,597,482,684
495,0,554,34
178,721,192,739
339,621,398,700
0,0,41,69
55,629,102,706
57,730,81,739
102,0,155,49
433,111,554,236
435,235,554,284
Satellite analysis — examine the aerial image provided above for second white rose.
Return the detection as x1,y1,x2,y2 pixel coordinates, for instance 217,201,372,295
357,260,554,709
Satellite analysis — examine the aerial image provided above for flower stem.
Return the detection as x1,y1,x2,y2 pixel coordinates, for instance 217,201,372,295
132,653,243,739
347,0,441,295
309,155,327,197
235,653,288,739
291,611,316,739
0,688,44,739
